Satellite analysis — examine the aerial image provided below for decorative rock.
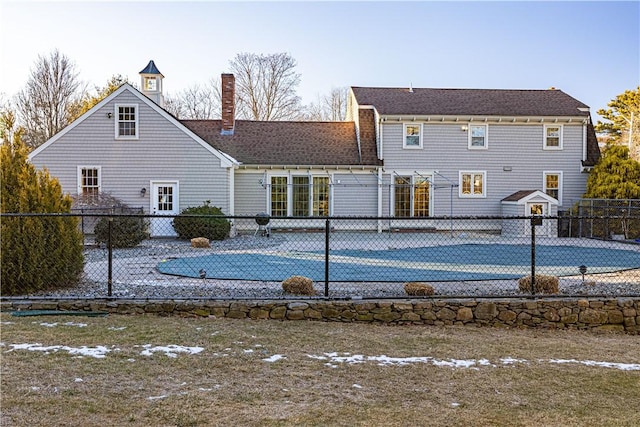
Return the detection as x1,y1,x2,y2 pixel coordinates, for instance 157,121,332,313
249,308,269,319
518,275,559,294
190,237,210,248
456,307,474,321
476,303,498,320
282,276,316,296
607,310,624,324
436,308,456,320
498,310,517,322
404,282,435,296
286,310,305,320
579,309,608,324
269,306,287,319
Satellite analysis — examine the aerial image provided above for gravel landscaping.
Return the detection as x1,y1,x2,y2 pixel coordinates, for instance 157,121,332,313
22,233,640,300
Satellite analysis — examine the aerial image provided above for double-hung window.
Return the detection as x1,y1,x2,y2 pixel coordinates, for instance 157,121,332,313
115,104,138,139
543,172,562,204
78,166,101,196
403,124,422,149
394,175,431,217
459,171,486,198
544,125,562,149
469,124,488,149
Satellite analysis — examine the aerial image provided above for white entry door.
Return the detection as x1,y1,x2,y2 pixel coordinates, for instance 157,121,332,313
151,181,179,237
526,202,549,236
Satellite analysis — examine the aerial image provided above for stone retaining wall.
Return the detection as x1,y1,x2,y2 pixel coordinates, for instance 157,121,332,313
2,298,639,334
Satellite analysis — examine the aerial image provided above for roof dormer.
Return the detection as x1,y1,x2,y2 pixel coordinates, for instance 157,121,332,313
139,60,164,107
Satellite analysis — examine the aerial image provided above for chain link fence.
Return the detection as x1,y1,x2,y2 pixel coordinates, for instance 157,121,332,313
567,199,640,240
2,213,639,300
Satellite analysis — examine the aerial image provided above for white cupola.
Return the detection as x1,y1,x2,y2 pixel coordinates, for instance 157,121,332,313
139,60,164,107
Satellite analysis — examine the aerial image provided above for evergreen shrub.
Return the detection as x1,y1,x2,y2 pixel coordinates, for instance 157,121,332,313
94,216,149,248
172,202,230,241
1,136,84,295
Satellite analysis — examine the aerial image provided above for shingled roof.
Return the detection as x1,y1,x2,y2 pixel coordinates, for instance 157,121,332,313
181,120,379,167
351,87,591,117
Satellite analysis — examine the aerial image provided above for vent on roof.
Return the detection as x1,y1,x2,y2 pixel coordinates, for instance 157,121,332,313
409,83,413,93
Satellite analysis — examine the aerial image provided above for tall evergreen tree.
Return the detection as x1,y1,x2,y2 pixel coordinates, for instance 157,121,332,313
584,145,640,199
1,132,84,295
596,87,640,161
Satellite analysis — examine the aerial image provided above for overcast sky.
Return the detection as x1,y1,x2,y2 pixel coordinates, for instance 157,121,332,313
1,1,638,123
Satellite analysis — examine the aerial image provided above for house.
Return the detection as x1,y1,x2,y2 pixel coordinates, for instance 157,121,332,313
28,60,600,237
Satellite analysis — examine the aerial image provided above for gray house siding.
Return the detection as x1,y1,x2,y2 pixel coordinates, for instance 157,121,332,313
234,171,268,215
332,173,378,216
380,122,587,218
29,90,231,214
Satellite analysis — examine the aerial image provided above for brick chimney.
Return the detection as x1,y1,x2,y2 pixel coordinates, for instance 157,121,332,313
221,74,235,135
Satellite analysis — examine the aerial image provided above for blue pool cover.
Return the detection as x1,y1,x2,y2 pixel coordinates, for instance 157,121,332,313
156,244,640,282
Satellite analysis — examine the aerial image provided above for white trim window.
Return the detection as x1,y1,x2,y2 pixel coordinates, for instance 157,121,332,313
270,174,331,217
115,104,139,139
543,124,563,150
77,166,101,196
393,174,431,217
543,171,563,204
468,124,488,149
459,171,486,198
403,123,422,149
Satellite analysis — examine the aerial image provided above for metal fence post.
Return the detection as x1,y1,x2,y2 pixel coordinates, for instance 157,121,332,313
530,217,536,295
324,218,330,297
108,217,113,297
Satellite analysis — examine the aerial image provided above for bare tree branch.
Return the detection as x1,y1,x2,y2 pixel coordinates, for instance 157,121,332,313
15,50,84,148
165,77,221,119
230,52,302,121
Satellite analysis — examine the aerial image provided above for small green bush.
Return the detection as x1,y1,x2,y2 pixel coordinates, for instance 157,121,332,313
172,202,230,241
94,216,149,248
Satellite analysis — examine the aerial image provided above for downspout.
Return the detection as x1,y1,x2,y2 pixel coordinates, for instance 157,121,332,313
228,166,235,215
377,168,383,232
228,165,236,236
582,121,587,166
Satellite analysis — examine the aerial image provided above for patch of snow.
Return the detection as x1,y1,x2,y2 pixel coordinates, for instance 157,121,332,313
243,349,254,353
309,353,639,371
140,344,204,358
74,378,83,382
107,326,127,331
263,354,286,362
352,384,363,389
147,395,168,400
7,343,111,358
451,402,460,407
64,322,87,327
548,359,640,371
501,357,528,365
32,321,87,328
1,321,16,325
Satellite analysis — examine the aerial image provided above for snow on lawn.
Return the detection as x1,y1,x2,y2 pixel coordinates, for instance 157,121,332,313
306,352,640,371
3,342,638,371
262,354,286,362
4,343,112,358
139,344,204,358
33,321,88,328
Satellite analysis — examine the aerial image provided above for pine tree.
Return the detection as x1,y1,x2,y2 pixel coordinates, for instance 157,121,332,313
584,145,640,199
1,133,84,295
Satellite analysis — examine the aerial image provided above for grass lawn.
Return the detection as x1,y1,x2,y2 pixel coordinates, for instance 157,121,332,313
1,312,639,427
